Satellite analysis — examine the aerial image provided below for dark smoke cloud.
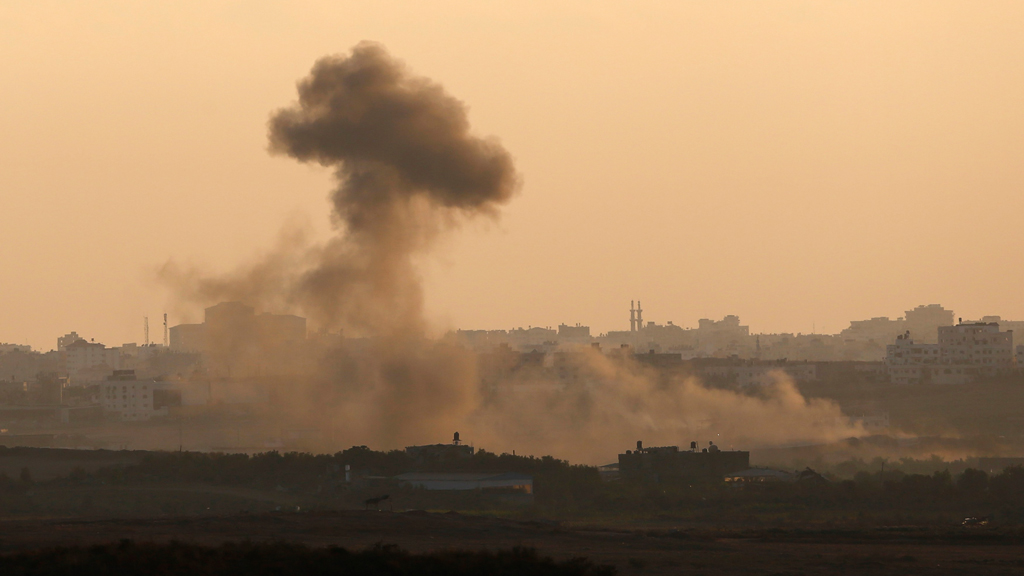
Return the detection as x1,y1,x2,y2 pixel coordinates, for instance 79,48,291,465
163,42,518,334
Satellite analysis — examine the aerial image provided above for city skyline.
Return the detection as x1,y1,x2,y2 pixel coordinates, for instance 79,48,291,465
5,299,1021,354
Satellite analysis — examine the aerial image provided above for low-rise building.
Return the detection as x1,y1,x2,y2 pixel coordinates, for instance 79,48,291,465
618,440,749,483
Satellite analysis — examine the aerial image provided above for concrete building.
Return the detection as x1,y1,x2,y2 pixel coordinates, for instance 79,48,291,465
904,304,955,344
618,440,749,483
840,317,905,344
99,370,180,421
0,343,31,353
696,315,751,356
938,322,1014,373
557,323,591,343
885,322,1013,384
57,332,84,352
885,332,941,384
65,339,121,383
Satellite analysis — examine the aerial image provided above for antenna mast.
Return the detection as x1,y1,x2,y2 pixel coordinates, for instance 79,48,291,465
144,317,149,346
163,313,168,347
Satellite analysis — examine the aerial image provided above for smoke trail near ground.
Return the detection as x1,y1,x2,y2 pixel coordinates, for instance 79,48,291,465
160,42,864,461
468,348,865,464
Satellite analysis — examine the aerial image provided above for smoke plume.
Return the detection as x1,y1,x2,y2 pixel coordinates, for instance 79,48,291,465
161,42,865,460
468,349,865,464
163,41,517,334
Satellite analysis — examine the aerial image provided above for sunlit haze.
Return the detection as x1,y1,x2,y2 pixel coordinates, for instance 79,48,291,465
2,1,1023,350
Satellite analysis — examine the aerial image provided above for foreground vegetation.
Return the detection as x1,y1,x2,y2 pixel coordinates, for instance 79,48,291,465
1,446,1024,525
0,541,615,576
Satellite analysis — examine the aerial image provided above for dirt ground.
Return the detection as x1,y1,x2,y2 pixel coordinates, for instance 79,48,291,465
1,510,1023,575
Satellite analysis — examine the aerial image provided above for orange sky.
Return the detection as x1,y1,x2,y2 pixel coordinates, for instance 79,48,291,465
2,2,1023,350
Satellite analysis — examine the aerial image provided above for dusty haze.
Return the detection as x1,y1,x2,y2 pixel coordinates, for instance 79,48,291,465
154,42,863,462
2,2,1023,349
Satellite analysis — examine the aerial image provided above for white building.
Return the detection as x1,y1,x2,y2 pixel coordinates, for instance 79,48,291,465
100,372,178,421
885,332,941,385
938,322,1014,371
885,322,1014,385
65,339,121,383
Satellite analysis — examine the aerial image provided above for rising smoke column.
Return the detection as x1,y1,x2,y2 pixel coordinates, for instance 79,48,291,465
161,43,865,458
161,42,518,448
267,42,517,332
164,41,518,334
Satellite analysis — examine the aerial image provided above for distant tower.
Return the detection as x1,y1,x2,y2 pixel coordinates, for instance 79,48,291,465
163,313,169,347
144,317,149,346
630,301,636,332
636,301,644,330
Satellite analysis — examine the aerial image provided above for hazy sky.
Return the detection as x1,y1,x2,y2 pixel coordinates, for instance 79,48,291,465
2,2,1023,350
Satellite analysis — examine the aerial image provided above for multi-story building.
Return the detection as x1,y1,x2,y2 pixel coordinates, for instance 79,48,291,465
885,332,941,385
99,370,179,421
885,322,1013,384
938,322,1014,373
65,339,121,383
57,331,84,352
904,304,955,344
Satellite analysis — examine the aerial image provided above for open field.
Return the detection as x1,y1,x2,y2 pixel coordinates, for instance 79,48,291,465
3,510,1024,575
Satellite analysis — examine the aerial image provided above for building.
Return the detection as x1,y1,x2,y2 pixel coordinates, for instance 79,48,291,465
840,304,954,349
904,304,955,344
938,322,1014,374
64,339,121,383
57,332,84,352
169,323,206,352
885,332,941,385
99,370,180,421
618,440,749,483
696,315,751,356
840,317,905,344
885,322,1014,384
557,323,591,343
